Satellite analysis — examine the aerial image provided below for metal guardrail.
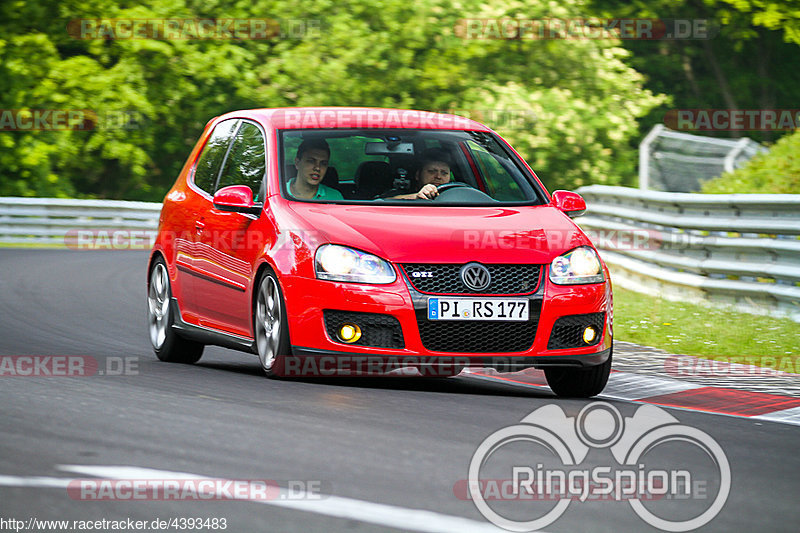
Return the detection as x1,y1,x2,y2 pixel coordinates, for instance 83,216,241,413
576,185,800,322
0,197,160,246
638,124,766,192
2,191,799,321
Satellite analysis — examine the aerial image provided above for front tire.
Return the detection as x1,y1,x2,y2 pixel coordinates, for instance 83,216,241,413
254,271,290,378
147,258,204,364
544,349,612,398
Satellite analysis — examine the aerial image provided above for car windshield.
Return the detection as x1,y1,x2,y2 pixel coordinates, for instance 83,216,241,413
279,129,547,205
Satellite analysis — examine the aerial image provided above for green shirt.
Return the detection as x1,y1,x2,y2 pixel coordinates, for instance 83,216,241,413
288,179,344,200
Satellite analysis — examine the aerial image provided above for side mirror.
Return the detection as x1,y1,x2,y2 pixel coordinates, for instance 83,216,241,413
551,190,586,218
213,185,263,216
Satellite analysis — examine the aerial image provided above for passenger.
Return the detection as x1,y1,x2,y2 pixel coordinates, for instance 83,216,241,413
288,139,344,200
384,148,452,200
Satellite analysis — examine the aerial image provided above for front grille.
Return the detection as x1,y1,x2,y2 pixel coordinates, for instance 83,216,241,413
402,264,541,294
324,310,404,349
547,313,605,350
415,300,542,353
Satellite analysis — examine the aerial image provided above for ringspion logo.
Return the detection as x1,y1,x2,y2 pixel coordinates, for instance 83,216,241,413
464,402,730,531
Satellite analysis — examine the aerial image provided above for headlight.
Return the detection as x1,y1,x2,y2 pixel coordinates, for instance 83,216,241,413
315,244,396,284
549,246,604,285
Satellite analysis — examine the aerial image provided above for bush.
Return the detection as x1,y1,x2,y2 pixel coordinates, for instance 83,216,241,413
702,130,800,193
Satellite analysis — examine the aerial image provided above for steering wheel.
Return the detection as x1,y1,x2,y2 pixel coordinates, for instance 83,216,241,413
433,181,495,203
436,182,470,193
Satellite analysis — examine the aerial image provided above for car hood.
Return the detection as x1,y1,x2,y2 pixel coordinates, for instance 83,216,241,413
284,203,591,264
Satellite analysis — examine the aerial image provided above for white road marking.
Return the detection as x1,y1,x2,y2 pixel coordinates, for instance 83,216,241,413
465,370,800,427
0,475,71,488
753,405,800,426
462,372,548,390
602,371,702,400
463,369,703,401
0,465,514,533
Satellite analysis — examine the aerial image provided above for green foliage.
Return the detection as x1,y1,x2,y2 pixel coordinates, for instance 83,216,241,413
2,0,797,200
0,0,261,200
719,0,800,45
588,0,800,146
701,129,800,193
0,0,667,200
443,0,669,190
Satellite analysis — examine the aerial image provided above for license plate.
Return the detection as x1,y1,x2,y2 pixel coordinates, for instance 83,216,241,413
427,298,529,321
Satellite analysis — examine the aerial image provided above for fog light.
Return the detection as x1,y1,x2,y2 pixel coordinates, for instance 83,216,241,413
338,323,362,343
583,326,597,344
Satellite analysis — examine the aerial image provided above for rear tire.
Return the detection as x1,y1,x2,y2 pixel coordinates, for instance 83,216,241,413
147,258,204,364
544,349,612,398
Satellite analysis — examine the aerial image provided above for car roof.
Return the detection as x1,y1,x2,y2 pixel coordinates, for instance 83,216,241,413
210,107,493,132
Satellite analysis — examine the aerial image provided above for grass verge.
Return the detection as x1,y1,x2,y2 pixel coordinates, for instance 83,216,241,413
0,242,69,248
613,287,800,372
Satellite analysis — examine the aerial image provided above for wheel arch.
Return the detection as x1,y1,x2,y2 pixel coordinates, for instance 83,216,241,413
147,249,167,285
251,259,292,343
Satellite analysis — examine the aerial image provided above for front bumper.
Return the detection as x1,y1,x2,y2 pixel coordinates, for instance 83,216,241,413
282,265,612,372
287,346,611,375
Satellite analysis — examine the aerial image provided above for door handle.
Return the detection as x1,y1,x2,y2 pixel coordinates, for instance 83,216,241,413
195,221,205,234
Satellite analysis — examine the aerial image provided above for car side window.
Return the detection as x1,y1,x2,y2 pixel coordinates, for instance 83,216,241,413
193,119,239,194
216,121,266,198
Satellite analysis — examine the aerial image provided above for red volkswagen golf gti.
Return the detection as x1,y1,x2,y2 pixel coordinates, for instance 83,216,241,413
147,107,613,397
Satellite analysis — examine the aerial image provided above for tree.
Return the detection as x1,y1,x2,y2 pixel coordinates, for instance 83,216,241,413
1,0,667,199
236,0,667,190
587,0,800,144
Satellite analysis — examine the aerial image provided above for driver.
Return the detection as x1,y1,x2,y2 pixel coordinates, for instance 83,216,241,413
384,148,452,200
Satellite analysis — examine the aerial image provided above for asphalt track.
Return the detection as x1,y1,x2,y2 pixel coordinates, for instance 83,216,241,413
0,249,798,532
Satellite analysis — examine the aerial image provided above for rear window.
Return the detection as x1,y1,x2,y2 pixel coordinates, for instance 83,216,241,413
217,121,266,198
193,119,239,193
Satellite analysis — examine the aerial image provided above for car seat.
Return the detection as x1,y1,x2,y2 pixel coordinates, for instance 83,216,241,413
354,161,393,199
